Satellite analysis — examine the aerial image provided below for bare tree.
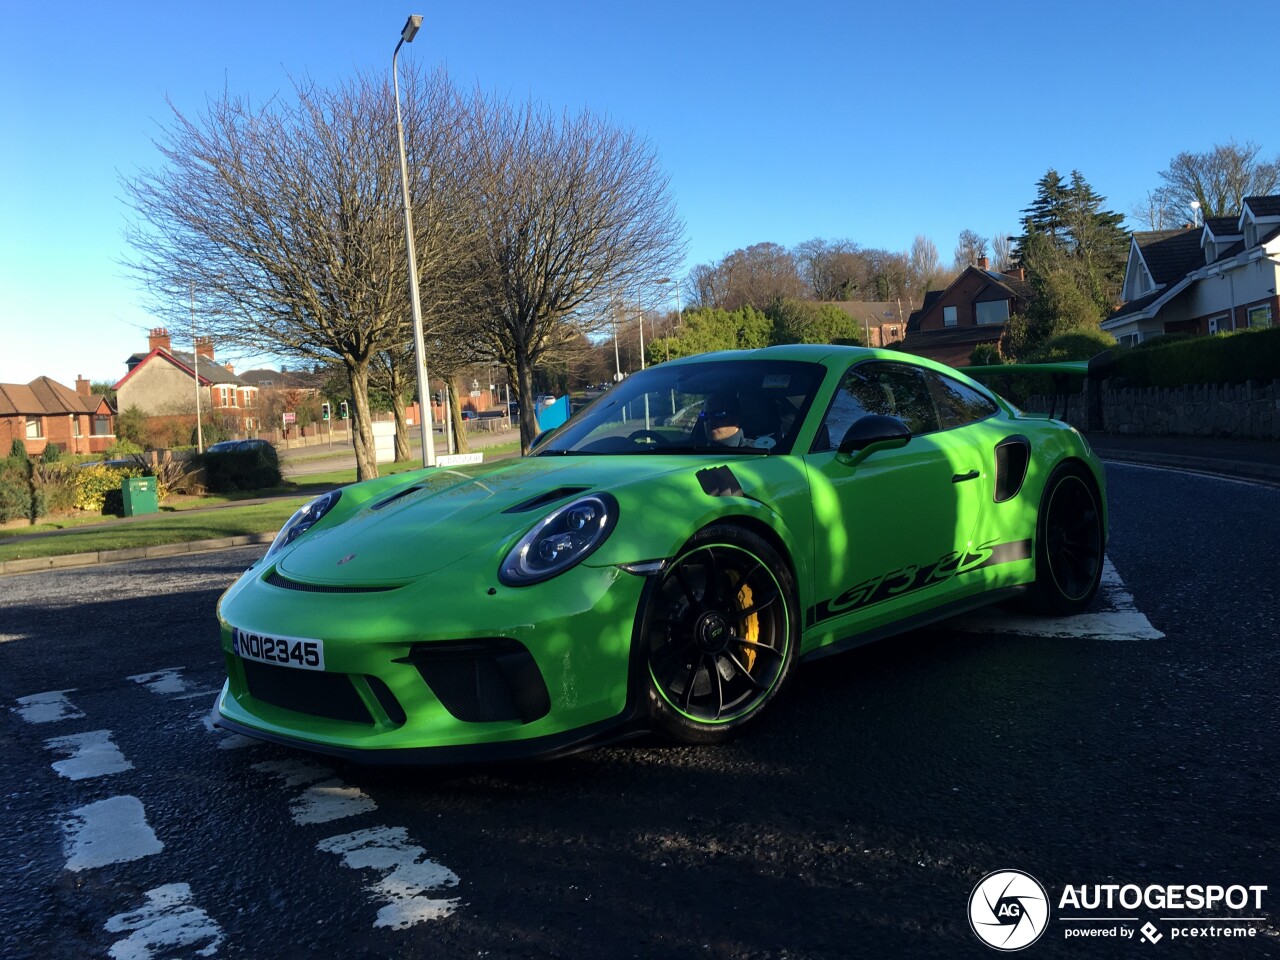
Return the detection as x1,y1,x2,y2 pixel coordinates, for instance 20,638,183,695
461,96,685,450
907,235,942,302
794,238,862,301
991,233,1015,273
953,229,989,270
1154,139,1280,220
122,66,476,480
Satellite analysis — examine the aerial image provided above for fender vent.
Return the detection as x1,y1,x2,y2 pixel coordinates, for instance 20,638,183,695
994,436,1031,503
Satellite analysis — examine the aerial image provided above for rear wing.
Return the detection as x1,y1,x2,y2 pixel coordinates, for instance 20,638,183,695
959,351,1115,422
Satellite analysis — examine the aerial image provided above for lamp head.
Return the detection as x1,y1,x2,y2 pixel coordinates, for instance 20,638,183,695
401,15,423,42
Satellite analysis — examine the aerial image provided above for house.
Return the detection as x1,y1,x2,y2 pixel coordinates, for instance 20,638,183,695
826,301,908,347
114,328,260,433
1104,196,1280,345
0,376,115,456
899,259,1031,366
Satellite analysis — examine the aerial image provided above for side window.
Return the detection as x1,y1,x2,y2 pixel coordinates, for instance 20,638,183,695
927,373,998,429
814,362,939,451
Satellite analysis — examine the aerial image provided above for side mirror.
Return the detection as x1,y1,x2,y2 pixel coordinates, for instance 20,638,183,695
836,414,911,467
529,430,552,452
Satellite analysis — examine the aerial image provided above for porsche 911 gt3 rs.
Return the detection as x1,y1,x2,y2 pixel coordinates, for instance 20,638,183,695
213,345,1106,762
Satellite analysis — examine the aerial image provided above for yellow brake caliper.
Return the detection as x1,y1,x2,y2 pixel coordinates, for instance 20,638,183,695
735,579,758,672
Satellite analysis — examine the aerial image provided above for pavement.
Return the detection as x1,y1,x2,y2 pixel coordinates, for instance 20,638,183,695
1,430,1276,576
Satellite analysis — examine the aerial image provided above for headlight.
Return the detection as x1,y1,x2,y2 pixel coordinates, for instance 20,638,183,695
265,490,342,559
499,494,617,586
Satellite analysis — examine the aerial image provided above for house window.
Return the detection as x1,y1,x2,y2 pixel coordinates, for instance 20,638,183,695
943,305,958,327
92,415,112,436
975,300,1010,325
1247,304,1272,329
71,415,83,438
1207,314,1229,335
25,417,43,439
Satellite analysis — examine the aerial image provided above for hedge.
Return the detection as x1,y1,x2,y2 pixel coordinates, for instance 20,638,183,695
1112,327,1280,388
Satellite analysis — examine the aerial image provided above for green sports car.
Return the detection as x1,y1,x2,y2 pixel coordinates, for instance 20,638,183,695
213,345,1106,762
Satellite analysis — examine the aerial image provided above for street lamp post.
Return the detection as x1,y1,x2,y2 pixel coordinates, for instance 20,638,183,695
393,14,437,467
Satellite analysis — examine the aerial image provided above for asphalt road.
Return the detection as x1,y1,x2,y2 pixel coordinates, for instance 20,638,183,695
1,462,1277,959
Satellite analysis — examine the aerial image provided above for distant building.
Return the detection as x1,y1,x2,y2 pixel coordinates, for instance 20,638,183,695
0,375,115,455
114,328,260,433
825,301,908,347
899,259,1030,366
1104,196,1280,345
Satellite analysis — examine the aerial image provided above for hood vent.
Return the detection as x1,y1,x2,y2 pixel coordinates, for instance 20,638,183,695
370,486,423,511
502,486,592,514
265,571,401,594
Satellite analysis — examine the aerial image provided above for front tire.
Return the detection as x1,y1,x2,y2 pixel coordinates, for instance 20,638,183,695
1029,463,1104,615
639,525,798,745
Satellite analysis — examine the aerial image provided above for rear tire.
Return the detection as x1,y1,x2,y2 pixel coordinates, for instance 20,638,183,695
639,525,798,745
1029,463,1104,615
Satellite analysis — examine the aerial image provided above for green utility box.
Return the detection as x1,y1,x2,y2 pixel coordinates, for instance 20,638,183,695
121,476,159,517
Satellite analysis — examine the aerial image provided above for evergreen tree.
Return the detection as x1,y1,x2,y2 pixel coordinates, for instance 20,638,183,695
1010,168,1128,355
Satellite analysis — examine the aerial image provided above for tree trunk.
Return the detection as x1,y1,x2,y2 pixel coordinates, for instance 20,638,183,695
347,361,378,481
390,370,411,463
447,379,470,454
515,348,539,455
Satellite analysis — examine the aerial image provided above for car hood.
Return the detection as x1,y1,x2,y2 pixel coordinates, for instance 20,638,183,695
274,455,731,585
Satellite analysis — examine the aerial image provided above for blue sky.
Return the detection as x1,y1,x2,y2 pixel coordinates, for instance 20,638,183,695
4,0,1279,386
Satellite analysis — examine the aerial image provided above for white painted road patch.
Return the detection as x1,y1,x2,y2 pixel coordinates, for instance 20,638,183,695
290,780,378,825
317,826,461,929
949,556,1165,641
129,667,219,699
44,729,134,780
61,795,164,872
104,883,224,959
13,689,85,724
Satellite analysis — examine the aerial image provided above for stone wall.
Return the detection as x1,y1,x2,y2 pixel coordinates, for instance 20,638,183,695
1023,379,1280,439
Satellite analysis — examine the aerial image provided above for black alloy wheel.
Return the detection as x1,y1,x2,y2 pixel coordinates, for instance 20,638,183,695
642,525,797,744
1032,464,1104,615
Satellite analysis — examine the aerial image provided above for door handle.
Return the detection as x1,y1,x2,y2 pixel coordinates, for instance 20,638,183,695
951,469,980,483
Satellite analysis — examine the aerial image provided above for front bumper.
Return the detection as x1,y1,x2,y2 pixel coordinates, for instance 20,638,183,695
214,558,651,760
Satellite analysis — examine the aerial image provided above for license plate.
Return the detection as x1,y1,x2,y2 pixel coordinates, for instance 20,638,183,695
231,626,325,671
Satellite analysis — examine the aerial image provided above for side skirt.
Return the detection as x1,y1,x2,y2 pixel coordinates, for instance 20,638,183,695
799,585,1027,664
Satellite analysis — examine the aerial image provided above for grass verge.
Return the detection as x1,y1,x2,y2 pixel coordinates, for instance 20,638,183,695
0,500,308,562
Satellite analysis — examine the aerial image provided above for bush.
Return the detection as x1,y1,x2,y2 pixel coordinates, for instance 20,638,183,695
9,439,27,461
75,464,143,514
33,461,78,515
0,475,32,523
1113,327,1280,388
199,443,282,493
106,439,144,458
1029,328,1116,363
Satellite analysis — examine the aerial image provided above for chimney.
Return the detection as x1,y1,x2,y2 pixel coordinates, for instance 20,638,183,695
977,256,989,270
1013,266,1025,281
148,327,171,353
75,375,91,397
195,336,215,360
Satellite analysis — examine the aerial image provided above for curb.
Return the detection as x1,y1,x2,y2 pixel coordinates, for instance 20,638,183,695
0,533,274,578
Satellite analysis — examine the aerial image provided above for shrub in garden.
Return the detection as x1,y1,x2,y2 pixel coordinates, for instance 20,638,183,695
199,443,282,493
75,464,143,514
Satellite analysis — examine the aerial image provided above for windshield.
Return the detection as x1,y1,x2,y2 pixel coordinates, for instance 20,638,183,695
535,359,826,456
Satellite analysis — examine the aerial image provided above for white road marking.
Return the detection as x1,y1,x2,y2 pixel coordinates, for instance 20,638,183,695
44,730,134,780
291,780,379,825
251,758,333,788
61,796,164,872
950,556,1165,641
13,689,85,724
128,668,197,697
317,826,460,929
104,883,224,959
198,710,259,750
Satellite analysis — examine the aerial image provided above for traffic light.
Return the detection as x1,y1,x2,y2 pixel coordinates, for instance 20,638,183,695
321,402,331,421
339,401,349,420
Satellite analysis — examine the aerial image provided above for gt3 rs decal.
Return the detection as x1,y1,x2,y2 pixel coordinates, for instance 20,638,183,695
806,538,1032,627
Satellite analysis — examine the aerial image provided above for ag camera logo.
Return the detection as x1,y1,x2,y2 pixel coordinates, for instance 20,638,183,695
969,870,1050,951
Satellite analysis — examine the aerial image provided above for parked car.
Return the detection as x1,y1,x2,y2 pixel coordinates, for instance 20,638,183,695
214,345,1105,763
206,439,274,454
